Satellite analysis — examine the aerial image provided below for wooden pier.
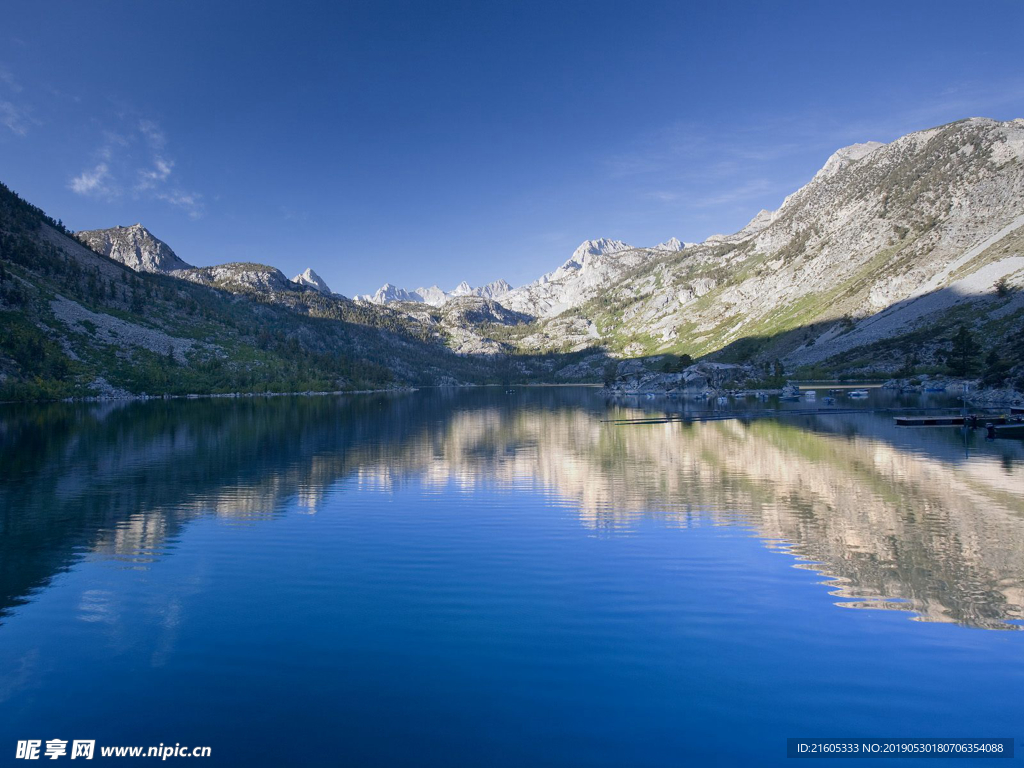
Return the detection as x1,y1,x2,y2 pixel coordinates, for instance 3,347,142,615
894,415,963,426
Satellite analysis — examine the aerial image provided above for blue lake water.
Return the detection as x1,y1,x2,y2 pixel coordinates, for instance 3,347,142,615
0,387,1022,766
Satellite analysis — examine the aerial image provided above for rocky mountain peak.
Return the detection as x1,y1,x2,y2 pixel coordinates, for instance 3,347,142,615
813,141,886,181
358,279,512,307
705,209,777,245
568,238,632,267
76,224,192,274
653,237,685,252
292,267,332,294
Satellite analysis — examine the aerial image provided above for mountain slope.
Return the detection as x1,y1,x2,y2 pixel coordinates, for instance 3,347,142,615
0,184,518,399
498,237,685,318
506,117,1024,379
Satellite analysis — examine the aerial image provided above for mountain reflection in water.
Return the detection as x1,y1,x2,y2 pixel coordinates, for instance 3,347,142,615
1,387,1022,630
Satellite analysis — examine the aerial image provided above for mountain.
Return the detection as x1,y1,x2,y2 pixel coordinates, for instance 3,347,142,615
498,238,647,317
177,262,298,294
469,279,512,300
4,116,1023,400
494,117,1024,381
358,278,513,306
652,238,686,252
0,182,606,400
292,267,333,294
0,183,539,400
77,225,329,297
358,283,424,305
76,223,191,273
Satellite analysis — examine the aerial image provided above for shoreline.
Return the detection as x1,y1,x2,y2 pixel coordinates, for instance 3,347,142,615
3,378,1021,407
0,381,602,406
0,385,418,406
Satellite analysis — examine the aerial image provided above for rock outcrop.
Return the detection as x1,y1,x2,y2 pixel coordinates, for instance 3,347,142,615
291,268,333,294
76,223,192,273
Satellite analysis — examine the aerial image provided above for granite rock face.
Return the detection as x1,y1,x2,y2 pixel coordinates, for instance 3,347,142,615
77,224,192,273
292,268,333,294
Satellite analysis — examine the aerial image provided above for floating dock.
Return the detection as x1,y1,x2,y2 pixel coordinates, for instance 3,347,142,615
894,414,1008,427
988,422,1024,439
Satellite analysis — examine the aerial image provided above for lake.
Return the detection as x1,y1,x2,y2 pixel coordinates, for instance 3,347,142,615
1,387,1021,766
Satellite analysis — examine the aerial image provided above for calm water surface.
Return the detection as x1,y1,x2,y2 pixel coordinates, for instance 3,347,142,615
1,387,1022,766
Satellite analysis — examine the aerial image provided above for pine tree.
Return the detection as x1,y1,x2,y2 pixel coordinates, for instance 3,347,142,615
945,324,979,376
982,348,1009,387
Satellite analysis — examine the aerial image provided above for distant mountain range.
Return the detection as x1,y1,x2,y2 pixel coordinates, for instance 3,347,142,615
2,116,1022,400
355,237,689,314
356,278,512,306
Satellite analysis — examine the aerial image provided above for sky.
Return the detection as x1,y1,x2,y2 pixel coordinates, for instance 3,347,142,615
2,1,1023,297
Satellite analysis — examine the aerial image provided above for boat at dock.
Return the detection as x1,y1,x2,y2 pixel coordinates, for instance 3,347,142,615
847,389,869,399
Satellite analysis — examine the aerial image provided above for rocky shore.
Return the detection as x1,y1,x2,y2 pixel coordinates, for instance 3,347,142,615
881,376,1024,406
604,360,764,397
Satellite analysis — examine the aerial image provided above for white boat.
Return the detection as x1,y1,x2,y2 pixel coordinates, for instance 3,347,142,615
847,389,869,399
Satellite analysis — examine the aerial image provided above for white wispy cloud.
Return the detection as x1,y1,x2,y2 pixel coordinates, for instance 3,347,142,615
69,163,113,196
0,66,22,93
136,156,174,191
138,119,166,150
0,64,33,136
68,116,204,217
0,100,31,136
156,190,204,219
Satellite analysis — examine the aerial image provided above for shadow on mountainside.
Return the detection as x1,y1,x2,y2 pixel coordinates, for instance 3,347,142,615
697,282,1024,379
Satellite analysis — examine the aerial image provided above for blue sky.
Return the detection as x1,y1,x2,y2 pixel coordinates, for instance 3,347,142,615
2,1,1023,296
